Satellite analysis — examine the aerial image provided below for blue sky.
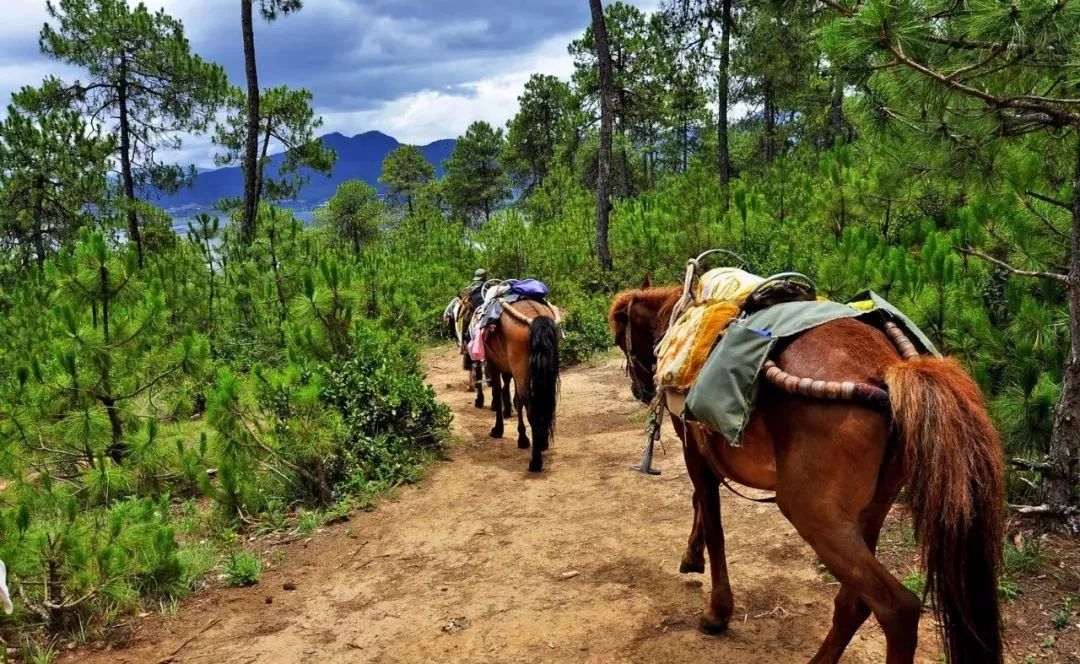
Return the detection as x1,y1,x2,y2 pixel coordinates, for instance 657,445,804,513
2,0,658,168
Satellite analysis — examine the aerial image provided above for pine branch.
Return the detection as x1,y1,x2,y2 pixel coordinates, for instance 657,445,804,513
1027,190,1074,210
957,245,1071,284
883,32,1080,126
1017,194,1070,241
818,0,853,16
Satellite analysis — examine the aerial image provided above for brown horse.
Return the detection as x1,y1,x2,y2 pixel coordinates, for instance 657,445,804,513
453,295,489,410
482,300,560,472
610,282,1005,664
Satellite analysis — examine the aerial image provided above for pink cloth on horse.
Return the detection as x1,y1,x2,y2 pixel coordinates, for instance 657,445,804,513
468,327,488,361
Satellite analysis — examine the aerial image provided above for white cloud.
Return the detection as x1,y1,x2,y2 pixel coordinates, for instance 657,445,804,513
4,0,666,164
323,30,577,145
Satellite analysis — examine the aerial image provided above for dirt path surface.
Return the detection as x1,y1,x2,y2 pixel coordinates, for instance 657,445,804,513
73,347,942,663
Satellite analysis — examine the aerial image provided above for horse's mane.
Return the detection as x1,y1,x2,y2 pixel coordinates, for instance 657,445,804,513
609,286,682,336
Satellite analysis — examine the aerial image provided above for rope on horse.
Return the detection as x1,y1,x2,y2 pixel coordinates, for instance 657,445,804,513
502,300,562,326
759,323,921,411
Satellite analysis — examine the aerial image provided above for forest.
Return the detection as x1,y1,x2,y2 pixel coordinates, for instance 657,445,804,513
0,0,1078,658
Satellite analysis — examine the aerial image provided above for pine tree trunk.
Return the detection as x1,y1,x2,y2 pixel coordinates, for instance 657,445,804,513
1041,137,1080,509
590,0,615,271
241,0,260,243
718,0,731,212
32,175,47,268
117,67,142,268
764,79,776,163
829,72,845,147
256,124,272,205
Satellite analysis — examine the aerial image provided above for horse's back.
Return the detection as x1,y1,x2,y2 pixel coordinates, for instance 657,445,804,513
709,318,899,493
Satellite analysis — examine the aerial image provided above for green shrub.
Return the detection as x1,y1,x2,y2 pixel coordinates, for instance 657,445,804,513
223,551,261,588
560,295,614,366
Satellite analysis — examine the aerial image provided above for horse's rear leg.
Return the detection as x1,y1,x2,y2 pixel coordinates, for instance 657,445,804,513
784,480,919,663
514,391,529,449
502,373,513,418
684,429,733,632
489,372,505,439
489,370,501,413
473,361,485,409
810,459,906,664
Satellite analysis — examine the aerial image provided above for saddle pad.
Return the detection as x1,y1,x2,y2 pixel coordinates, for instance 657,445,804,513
655,268,764,391
696,267,764,302
684,292,939,446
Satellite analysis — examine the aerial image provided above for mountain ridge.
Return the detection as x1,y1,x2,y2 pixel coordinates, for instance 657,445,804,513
153,131,456,213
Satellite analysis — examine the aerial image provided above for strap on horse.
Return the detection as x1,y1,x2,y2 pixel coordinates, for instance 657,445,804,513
720,477,777,503
632,399,665,476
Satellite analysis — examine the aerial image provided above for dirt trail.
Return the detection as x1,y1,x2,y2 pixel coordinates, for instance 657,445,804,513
74,347,941,663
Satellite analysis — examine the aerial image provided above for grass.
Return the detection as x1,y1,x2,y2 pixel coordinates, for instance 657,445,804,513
998,577,1022,602
297,510,320,536
224,551,262,588
23,640,59,664
178,541,220,593
902,570,926,596
1051,596,1075,630
1004,538,1044,576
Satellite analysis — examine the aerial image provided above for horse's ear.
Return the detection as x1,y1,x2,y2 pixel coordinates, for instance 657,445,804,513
641,274,652,289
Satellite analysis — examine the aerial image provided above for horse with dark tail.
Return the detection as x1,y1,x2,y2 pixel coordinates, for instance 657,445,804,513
482,300,561,472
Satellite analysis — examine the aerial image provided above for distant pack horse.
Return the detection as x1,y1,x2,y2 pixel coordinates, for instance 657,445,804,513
483,300,560,472
610,281,1005,664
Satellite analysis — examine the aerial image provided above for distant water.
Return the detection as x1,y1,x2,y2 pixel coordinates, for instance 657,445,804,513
169,207,318,234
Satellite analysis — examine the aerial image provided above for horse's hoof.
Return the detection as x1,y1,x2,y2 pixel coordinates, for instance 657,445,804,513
503,409,512,418
474,399,484,409
679,559,705,574
490,426,503,439
518,438,530,449
528,458,543,473
699,612,730,635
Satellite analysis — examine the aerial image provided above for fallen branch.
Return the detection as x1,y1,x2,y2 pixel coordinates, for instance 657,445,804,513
160,617,223,663
1009,503,1080,517
1009,457,1055,473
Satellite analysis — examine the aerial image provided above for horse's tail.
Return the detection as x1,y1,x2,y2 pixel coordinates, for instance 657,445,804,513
884,357,1005,664
528,316,560,452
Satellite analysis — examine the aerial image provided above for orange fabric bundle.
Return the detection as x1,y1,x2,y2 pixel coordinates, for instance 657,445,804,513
656,268,763,391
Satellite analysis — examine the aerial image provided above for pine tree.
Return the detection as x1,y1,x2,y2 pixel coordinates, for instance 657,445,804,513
588,0,617,271
824,0,1080,511
320,181,384,254
214,85,335,208
505,74,575,195
43,231,209,460
379,145,435,215
0,80,114,268
39,0,228,266
240,0,304,243
442,122,510,227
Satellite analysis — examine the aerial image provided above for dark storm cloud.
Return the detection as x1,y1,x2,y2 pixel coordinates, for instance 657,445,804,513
2,0,656,162
178,0,594,112
4,0,594,109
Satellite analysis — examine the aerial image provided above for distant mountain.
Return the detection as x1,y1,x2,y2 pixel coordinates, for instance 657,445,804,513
152,131,456,214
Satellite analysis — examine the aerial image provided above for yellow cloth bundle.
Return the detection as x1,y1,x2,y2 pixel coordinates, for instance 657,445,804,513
656,268,764,391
